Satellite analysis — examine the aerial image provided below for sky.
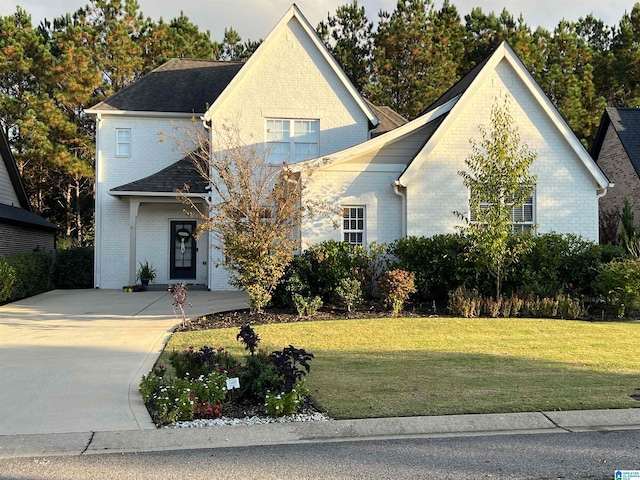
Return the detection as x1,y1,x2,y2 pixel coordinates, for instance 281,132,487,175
0,0,636,42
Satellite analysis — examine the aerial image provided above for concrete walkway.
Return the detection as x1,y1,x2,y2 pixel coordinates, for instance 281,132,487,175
1,289,639,459
0,289,248,436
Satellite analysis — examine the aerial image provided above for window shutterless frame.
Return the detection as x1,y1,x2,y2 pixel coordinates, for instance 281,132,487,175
265,119,319,163
116,128,131,157
342,206,365,246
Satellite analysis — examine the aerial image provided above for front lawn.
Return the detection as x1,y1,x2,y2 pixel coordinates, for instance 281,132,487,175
162,317,640,419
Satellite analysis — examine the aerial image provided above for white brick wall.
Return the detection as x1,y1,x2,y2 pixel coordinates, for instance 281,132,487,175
95,116,203,289
209,17,370,155
407,59,600,242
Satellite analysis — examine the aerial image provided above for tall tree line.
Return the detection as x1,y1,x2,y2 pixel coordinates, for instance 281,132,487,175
0,0,257,244
3,0,640,244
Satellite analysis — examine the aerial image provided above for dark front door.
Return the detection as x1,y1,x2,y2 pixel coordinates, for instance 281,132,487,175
170,221,197,280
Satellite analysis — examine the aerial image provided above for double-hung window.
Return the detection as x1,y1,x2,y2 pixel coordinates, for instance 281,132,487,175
266,119,319,163
470,190,535,233
116,128,131,157
343,206,365,246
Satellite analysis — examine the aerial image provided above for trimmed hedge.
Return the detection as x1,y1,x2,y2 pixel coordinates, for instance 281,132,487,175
0,252,53,303
52,247,94,289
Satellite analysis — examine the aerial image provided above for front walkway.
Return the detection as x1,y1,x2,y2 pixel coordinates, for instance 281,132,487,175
0,289,248,435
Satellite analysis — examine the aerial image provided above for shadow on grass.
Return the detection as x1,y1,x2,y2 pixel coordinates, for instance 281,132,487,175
307,350,640,419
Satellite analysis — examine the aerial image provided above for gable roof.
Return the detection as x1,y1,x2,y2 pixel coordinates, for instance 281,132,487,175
203,4,378,127
110,153,208,196
592,107,640,178
87,59,244,115
0,129,58,231
398,42,611,189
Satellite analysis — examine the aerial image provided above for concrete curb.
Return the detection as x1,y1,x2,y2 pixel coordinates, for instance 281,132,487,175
2,409,639,458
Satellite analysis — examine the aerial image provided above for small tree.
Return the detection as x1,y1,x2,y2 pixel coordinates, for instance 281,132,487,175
619,197,640,257
456,95,537,297
174,122,330,313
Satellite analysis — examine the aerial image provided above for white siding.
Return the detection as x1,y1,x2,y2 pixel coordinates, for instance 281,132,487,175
406,59,600,242
0,154,20,206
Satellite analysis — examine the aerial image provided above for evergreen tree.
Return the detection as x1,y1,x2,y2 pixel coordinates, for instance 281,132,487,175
317,0,374,91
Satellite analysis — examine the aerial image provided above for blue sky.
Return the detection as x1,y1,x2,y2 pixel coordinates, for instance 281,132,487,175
1,1,635,41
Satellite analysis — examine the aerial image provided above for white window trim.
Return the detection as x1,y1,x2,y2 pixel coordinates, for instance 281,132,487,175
469,189,535,234
265,118,319,163
342,206,366,246
116,128,131,157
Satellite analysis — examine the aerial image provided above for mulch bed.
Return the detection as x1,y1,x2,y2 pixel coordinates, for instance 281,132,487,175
175,301,438,332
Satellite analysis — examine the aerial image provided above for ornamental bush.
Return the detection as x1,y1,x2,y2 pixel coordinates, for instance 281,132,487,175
377,269,416,315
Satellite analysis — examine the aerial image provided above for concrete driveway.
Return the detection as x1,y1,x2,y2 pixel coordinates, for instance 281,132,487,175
0,289,248,436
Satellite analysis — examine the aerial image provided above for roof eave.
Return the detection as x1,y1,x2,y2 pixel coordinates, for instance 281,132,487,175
85,109,202,119
108,190,206,198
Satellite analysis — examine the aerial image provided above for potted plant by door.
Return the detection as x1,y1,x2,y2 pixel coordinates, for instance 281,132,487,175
137,261,157,288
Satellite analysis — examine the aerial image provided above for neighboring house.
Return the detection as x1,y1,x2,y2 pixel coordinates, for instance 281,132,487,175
87,5,610,291
0,128,58,257
591,107,640,235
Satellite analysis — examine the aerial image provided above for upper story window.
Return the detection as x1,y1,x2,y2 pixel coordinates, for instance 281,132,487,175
265,119,319,163
470,190,535,234
343,206,365,246
116,128,131,157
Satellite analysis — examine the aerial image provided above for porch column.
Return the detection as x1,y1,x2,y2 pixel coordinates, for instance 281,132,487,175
129,199,141,285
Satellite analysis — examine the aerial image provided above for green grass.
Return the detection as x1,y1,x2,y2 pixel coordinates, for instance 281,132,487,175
162,317,640,419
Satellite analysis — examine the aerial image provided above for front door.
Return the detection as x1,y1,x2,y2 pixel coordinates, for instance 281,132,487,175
170,221,197,280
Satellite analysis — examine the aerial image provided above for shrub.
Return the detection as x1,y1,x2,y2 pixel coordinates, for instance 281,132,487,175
388,234,473,301
335,277,362,312
270,345,314,393
169,346,239,379
273,240,386,308
140,371,227,424
51,247,93,289
507,233,616,298
377,269,416,315
447,287,481,318
237,324,260,355
0,252,53,302
292,294,323,318
596,259,640,318
238,351,283,402
265,380,308,417
0,261,16,303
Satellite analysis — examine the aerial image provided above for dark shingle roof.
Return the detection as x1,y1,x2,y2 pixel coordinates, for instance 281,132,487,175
0,203,58,231
1,127,58,231
90,59,245,113
111,154,208,194
366,101,408,137
593,107,640,177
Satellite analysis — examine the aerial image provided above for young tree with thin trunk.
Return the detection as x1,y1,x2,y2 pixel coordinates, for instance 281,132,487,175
174,122,331,313
456,95,537,297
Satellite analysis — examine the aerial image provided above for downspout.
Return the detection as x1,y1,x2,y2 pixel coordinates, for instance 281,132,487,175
94,113,102,288
201,116,214,291
393,180,407,238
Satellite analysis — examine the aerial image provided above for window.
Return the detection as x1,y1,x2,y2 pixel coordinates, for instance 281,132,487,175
343,207,365,246
266,119,319,162
116,128,131,156
470,190,535,233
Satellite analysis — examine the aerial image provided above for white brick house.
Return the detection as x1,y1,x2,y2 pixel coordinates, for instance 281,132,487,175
87,5,610,291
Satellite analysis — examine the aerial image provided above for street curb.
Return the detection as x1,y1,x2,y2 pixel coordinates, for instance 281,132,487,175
6,409,640,458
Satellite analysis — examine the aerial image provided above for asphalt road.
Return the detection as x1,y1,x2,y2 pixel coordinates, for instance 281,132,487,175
2,430,639,480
